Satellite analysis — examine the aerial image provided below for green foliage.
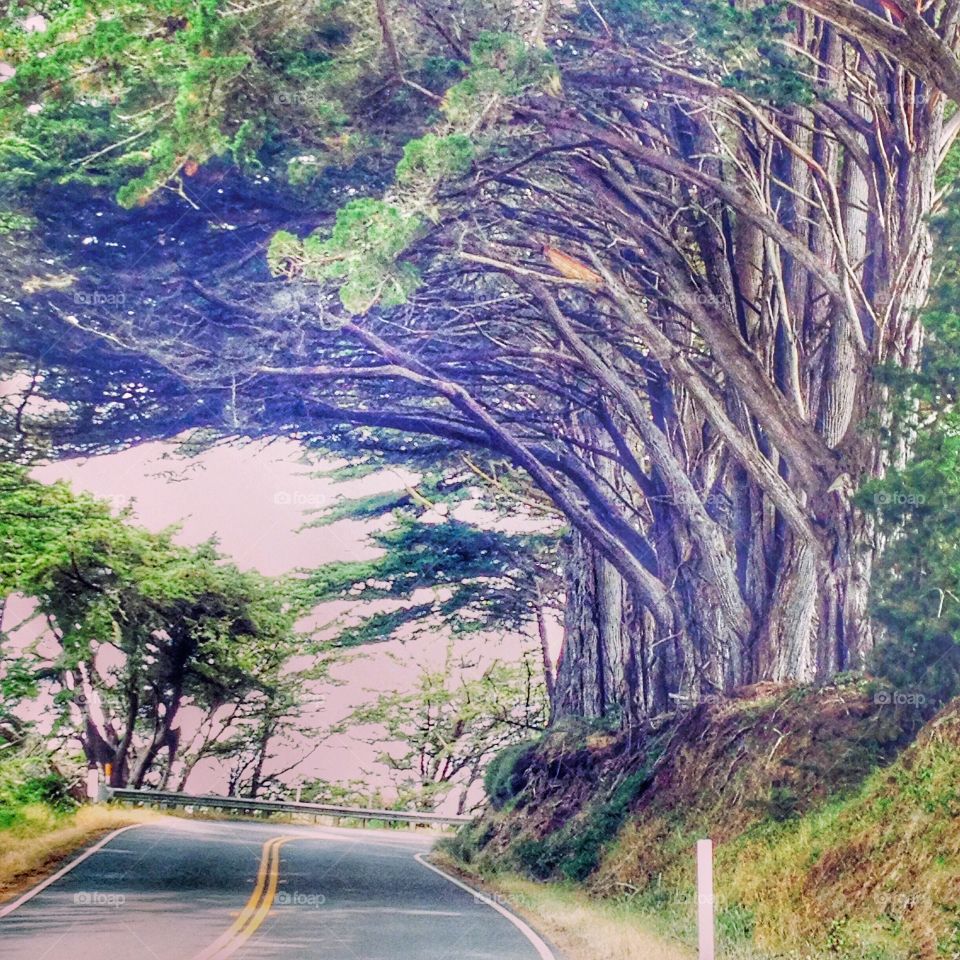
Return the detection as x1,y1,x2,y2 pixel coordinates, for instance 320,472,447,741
421,56,466,85
295,464,559,668
594,0,809,105
716,902,756,946
514,767,653,882
309,459,386,483
0,657,38,718
0,463,307,788
0,749,76,831
298,777,392,808
340,643,547,811
306,511,557,645
764,785,801,822
271,198,422,313
267,229,306,276
310,196,420,268
0,0,389,203
483,739,538,810
436,819,494,865
306,488,415,527
441,32,557,123
395,133,474,185
271,28,555,311
862,193,960,707
0,210,35,233
327,604,435,648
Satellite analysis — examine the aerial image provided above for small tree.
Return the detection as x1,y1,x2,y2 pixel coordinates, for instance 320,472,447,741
342,643,547,813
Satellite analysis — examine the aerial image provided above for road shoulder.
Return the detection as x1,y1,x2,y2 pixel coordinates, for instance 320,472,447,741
428,851,694,960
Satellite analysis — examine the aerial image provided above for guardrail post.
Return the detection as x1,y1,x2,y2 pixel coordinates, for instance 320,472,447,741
697,838,715,960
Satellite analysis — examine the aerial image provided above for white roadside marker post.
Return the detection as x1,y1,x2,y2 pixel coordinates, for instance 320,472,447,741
86,766,99,802
697,839,715,960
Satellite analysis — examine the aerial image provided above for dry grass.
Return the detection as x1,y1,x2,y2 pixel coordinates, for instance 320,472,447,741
0,804,162,903
721,711,960,959
456,681,955,959
591,703,960,959
432,852,694,960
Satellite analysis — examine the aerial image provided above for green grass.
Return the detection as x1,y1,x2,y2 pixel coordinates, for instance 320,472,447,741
720,713,960,958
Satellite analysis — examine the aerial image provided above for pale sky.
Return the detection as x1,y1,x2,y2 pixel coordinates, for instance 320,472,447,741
32,438,400,573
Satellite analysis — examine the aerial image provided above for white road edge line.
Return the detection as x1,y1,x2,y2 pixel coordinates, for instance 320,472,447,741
0,823,146,920
414,853,557,960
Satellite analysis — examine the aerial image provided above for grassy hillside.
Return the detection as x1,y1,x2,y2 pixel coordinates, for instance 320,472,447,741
446,679,957,959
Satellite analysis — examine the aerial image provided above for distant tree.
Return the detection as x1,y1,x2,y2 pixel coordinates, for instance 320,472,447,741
341,643,547,813
0,464,308,788
173,657,325,798
297,777,389,808
305,466,562,699
220,668,325,800
0,599,35,746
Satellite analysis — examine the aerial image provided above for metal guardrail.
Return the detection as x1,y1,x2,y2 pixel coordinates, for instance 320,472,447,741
104,787,472,828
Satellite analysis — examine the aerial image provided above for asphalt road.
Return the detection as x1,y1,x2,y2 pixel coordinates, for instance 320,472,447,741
0,820,555,960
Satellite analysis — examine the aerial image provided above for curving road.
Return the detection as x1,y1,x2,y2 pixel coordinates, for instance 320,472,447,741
0,820,555,960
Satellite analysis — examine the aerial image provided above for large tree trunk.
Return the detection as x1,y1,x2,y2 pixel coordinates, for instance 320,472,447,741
544,11,947,726
554,532,667,724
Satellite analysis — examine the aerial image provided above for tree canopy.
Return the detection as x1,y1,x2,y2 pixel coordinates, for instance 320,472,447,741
3,0,960,725
863,196,960,707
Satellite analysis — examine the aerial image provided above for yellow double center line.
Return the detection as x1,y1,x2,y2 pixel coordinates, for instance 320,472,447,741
193,835,295,960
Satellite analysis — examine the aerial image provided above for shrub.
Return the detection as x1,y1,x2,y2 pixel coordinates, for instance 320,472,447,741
436,821,493,865
512,767,654,882
0,754,77,830
484,740,538,810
